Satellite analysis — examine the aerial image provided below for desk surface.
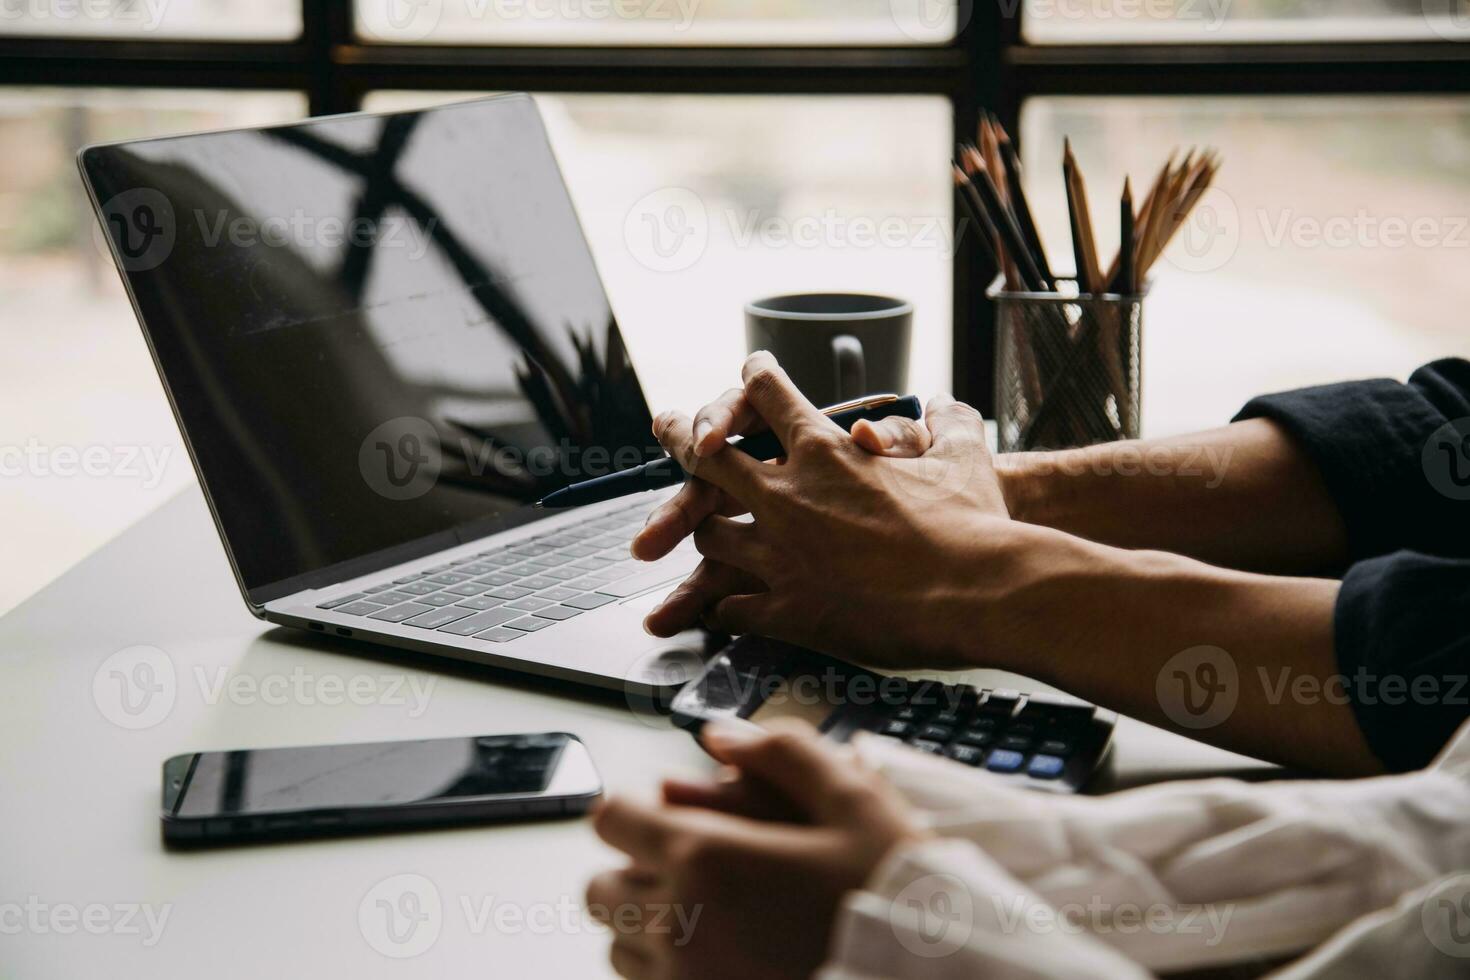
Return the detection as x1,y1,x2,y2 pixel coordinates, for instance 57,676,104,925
0,488,1272,978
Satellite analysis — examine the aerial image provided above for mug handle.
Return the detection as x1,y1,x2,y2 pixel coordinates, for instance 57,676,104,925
831,334,866,402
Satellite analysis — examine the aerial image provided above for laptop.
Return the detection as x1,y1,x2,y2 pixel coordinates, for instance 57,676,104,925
78,94,707,698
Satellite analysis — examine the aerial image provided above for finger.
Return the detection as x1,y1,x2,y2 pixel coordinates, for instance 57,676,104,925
740,352,832,454
653,410,764,502
644,560,764,638
923,393,988,460
691,516,769,575
661,773,807,824
609,941,660,980
586,869,654,924
704,591,783,638
850,417,932,458
697,717,864,823
692,387,763,458
592,796,679,865
632,480,746,563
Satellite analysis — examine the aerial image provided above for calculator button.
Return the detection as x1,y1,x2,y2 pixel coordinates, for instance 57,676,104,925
1028,755,1067,779
985,749,1026,773
908,739,945,755
877,720,913,739
944,744,985,766
1038,739,1073,757
954,729,994,747
916,724,953,743
999,735,1033,752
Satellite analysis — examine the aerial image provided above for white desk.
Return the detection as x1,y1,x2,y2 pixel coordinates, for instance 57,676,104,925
0,488,1270,978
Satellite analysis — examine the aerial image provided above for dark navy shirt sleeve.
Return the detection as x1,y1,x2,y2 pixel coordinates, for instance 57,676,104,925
1233,358,1470,771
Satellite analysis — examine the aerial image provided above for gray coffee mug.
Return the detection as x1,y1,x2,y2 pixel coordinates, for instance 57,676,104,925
744,293,912,408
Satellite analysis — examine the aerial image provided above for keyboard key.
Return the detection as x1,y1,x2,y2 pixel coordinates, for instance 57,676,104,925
570,556,616,571
363,583,397,594
331,601,384,616
505,596,554,611
518,576,561,591
999,735,1033,752
877,720,913,739
484,585,534,600
368,602,436,623
508,544,553,557
955,729,994,747
357,593,398,606
1028,755,1066,779
562,592,615,611
1038,739,1073,757
455,596,503,610
916,724,953,743
540,568,583,582
481,553,520,567
404,607,475,629
417,593,461,607
985,749,1025,773
397,582,439,596
426,572,472,585
559,544,599,558
393,574,425,584
909,739,945,755
317,593,365,609
944,744,986,766
456,563,496,575
474,626,523,643
443,583,483,597
372,590,420,605
473,573,517,587
525,553,575,567
437,608,521,634
595,569,687,599
505,616,554,632
531,605,582,621
537,586,582,601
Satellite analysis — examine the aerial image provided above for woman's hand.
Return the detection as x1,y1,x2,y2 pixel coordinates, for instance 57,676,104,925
636,351,1011,668
586,720,929,980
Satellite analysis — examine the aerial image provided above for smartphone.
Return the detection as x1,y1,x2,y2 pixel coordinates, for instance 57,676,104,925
161,731,601,845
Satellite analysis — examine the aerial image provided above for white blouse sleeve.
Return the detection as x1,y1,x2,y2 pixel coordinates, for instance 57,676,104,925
817,719,1470,979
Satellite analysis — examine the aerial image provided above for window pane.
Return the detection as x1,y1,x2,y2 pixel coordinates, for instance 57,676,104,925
355,0,956,45
1020,95,1470,437
0,0,300,39
1023,0,1470,43
0,88,306,613
364,92,953,416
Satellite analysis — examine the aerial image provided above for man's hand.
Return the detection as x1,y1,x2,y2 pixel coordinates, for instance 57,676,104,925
636,352,1009,668
586,720,928,980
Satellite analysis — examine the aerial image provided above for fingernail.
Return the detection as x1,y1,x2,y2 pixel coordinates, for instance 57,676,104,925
700,718,765,751
693,420,713,454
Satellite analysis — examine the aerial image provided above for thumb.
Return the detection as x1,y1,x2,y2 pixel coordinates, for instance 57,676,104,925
922,393,988,460
698,718,862,824
851,417,932,459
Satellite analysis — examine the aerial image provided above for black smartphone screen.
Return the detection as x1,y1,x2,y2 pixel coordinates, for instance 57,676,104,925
171,733,569,819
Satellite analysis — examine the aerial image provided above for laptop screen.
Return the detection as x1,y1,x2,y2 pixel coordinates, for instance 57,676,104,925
80,95,659,602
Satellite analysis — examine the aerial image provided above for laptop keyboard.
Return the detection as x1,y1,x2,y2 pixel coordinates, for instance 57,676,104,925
314,499,691,643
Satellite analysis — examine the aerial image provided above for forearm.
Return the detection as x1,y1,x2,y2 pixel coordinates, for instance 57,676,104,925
995,419,1348,575
948,521,1381,776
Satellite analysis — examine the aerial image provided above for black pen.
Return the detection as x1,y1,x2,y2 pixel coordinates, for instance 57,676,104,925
535,394,923,509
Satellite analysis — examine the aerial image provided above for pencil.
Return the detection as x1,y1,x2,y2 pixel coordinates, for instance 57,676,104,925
1117,177,1134,295
994,123,1054,287
964,152,1049,293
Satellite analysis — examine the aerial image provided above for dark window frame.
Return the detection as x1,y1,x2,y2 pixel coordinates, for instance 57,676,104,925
3,1,1468,409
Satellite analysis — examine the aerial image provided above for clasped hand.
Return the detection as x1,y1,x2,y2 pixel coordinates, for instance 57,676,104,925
632,351,1011,668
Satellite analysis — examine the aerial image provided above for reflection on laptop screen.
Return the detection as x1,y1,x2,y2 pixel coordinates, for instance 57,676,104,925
81,95,658,600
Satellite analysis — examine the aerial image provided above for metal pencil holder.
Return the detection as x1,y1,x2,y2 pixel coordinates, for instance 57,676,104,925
988,275,1145,452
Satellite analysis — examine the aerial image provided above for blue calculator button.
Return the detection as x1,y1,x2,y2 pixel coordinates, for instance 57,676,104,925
985,749,1025,773
1028,754,1066,779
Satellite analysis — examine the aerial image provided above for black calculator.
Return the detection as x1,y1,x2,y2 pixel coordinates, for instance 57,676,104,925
671,635,1117,794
